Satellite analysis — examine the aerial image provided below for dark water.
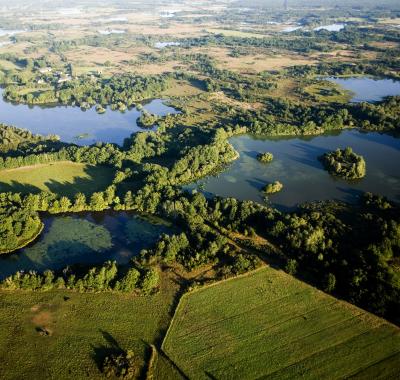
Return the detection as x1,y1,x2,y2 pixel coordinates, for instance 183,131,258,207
186,130,400,210
326,77,400,102
0,212,174,278
0,89,178,145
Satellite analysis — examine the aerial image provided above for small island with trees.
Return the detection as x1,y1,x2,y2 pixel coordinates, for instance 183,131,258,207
319,147,366,180
257,152,274,163
263,181,283,194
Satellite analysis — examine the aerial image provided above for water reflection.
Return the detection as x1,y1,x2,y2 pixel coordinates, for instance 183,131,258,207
186,130,400,210
0,212,174,278
0,89,179,145
326,77,400,103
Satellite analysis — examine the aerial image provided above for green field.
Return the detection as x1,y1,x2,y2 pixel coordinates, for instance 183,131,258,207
0,280,178,379
163,267,400,379
0,162,115,197
206,28,267,38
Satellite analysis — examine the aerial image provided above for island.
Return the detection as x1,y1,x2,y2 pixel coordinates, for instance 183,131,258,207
263,181,283,194
320,147,366,179
257,152,274,163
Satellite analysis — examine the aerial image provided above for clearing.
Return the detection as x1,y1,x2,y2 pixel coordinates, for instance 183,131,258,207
0,161,115,197
0,275,178,379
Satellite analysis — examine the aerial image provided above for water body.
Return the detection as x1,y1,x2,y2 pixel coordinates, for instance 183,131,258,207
0,29,24,37
0,90,178,145
326,77,400,103
155,42,181,49
94,17,128,23
314,24,345,32
98,29,126,35
282,26,302,33
187,130,400,210
0,212,174,279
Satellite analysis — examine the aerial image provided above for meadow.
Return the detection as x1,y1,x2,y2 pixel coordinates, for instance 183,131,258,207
0,276,178,380
162,267,400,379
0,162,115,197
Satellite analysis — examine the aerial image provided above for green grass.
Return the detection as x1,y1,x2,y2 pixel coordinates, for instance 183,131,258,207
163,267,400,380
0,162,115,197
0,281,178,379
207,28,267,38
305,82,351,103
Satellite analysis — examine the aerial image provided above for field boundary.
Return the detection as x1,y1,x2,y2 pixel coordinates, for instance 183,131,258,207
161,266,400,379
0,161,82,173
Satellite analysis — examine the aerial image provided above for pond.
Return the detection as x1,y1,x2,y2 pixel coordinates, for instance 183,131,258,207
326,77,400,102
0,212,174,279
0,29,24,37
98,29,126,35
282,26,302,33
155,42,181,49
186,130,400,211
0,90,179,145
314,24,345,32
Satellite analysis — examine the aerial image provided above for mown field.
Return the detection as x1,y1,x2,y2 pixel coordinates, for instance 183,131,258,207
0,277,178,380
162,267,400,380
0,162,115,197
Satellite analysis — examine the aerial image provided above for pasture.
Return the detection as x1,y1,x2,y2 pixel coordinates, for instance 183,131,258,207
0,278,178,380
0,162,115,197
162,267,400,379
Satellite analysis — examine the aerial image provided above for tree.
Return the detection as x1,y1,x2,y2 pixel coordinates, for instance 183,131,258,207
140,268,160,294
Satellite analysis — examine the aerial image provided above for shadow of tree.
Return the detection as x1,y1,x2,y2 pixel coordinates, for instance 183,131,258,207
0,180,42,194
285,142,327,170
0,165,114,197
91,330,124,372
44,165,114,197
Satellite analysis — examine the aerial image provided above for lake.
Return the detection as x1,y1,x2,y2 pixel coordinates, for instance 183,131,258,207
0,212,174,279
0,90,178,145
326,77,400,102
186,130,400,210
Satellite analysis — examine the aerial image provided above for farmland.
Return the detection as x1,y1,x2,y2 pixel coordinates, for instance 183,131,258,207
162,267,400,379
0,162,115,196
0,274,178,380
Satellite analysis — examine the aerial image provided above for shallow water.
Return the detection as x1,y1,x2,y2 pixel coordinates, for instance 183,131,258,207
326,77,400,102
0,212,174,278
155,42,181,49
0,90,178,145
186,130,400,210
0,29,24,37
282,26,302,33
314,24,345,32
98,29,126,35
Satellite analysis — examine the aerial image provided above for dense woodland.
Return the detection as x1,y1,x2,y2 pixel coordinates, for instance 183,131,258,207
320,147,366,179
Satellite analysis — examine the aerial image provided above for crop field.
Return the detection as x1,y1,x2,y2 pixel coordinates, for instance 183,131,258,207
162,267,400,379
0,162,115,196
0,278,178,380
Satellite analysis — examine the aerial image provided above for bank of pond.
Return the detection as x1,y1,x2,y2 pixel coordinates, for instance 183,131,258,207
0,212,174,279
325,77,400,103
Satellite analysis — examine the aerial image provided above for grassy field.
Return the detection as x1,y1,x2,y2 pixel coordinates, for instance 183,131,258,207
162,267,400,379
0,277,178,379
304,82,352,103
206,28,267,38
0,162,115,197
